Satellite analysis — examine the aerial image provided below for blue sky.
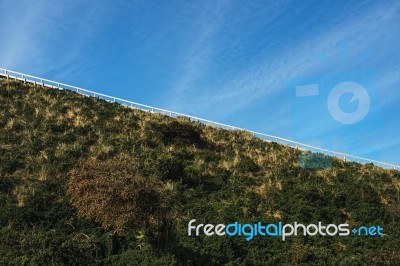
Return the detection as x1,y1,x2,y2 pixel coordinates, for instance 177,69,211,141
0,0,399,165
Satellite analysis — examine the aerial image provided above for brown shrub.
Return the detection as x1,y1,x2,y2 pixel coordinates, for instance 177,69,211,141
67,157,161,233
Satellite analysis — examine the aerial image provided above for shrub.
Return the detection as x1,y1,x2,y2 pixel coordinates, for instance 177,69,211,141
156,155,185,181
67,157,162,233
148,121,204,147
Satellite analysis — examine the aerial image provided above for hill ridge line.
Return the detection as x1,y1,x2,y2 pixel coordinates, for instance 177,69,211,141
0,67,398,170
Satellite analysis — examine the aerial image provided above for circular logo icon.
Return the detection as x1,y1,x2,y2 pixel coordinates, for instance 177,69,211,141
327,81,370,124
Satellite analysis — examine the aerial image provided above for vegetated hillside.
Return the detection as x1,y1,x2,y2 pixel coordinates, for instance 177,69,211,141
0,79,399,265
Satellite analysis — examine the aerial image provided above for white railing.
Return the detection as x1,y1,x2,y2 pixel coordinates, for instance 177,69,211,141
0,67,399,170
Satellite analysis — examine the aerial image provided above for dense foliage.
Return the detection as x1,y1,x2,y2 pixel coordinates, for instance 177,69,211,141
0,79,399,265
68,157,163,233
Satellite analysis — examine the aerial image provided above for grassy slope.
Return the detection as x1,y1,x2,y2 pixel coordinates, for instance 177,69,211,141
0,79,399,265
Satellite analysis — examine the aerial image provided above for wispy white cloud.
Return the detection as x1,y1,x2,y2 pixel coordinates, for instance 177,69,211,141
0,0,49,69
168,0,232,97
169,1,400,122
0,0,114,80
168,1,294,113
377,68,400,108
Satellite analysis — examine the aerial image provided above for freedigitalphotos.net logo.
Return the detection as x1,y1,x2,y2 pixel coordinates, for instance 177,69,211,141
295,80,371,125
188,219,384,241
288,40,382,168
326,81,370,125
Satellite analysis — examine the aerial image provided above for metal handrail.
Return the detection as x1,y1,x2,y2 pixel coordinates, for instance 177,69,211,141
0,67,398,170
